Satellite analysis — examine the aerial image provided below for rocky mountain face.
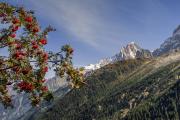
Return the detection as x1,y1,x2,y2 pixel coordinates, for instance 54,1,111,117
45,76,68,92
153,25,180,56
119,42,152,59
84,42,152,72
0,76,69,120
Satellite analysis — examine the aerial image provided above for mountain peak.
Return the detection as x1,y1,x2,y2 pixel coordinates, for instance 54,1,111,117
84,42,152,72
126,42,141,49
121,42,141,59
126,41,139,47
128,41,135,45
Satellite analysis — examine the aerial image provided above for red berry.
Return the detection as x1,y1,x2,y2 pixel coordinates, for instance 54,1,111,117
17,55,23,60
15,43,22,49
41,86,48,92
10,34,16,38
33,27,39,33
32,45,39,49
31,41,36,45
39,39,47,45
12,26,19,32
43,66,48,73
43,52,48,60
14,51,26,60
25,16,33,23
12,18,20,24
26,24,32,30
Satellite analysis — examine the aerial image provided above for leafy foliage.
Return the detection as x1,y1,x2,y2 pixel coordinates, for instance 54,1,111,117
0,3,84,108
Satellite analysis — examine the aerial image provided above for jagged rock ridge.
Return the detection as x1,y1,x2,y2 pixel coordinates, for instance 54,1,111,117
84,42,152,71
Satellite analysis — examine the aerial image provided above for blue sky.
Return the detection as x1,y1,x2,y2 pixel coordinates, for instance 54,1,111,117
2,0,180,66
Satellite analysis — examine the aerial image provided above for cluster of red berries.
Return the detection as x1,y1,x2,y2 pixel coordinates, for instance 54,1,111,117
11,17,20,36
43,66,48,73
31,41,39,49
12,18,20,24
24,16,40,33
17,80,48,93
14,51,26,60
17,81,34,92
25,16,33,23
12,18,20,32
12,26,19,32
39,39,47,45
43,52,48,62
41,86,48,92
31,38,47,50
15,42,22,49
10,34,16,38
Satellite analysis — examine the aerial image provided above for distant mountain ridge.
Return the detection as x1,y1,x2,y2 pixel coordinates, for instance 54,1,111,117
85,25,180,72
84,42,152,71
153,25,180,56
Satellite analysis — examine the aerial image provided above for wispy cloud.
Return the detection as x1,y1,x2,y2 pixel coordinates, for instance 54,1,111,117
22,0,173,54
28,0,127,50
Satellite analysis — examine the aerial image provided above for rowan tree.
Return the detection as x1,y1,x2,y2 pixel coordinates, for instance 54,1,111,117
0,3,84,108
